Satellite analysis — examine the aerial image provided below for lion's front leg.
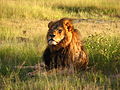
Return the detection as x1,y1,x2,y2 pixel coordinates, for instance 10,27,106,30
43,47,53,70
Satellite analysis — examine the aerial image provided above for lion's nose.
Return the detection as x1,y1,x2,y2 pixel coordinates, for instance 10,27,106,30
49,34,55,38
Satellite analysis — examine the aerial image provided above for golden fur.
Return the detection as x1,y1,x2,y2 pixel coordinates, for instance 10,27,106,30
43,18,88,71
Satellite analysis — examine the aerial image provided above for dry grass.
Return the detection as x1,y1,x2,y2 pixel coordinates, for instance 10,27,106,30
0,0,120,20
0,0,120,89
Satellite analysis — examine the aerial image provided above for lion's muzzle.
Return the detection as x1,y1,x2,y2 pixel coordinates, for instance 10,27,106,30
48,38,58,45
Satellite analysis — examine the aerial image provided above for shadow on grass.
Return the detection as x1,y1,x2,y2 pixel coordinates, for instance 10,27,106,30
55,5,120,18
88,53,120,75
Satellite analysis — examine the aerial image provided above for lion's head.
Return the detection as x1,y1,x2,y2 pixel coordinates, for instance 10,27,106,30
47,18,74,47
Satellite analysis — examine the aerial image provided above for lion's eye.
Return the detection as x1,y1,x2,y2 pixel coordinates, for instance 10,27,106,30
58,29,62,33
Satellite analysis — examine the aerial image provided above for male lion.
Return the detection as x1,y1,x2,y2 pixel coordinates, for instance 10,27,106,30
43,18,88,72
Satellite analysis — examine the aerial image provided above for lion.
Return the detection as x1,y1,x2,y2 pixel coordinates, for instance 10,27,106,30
43,18,88,72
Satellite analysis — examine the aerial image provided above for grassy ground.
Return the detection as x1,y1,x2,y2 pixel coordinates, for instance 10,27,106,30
0,0,120,20
0,0,120,89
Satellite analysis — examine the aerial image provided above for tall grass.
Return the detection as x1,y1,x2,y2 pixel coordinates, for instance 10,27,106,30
86,34,120,74
0,0,120,20
0,0,120,89
0,20,120,89
2,72,120,90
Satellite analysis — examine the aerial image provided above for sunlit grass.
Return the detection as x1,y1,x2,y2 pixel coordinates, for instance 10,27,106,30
0,0,120,20
0,0,120,89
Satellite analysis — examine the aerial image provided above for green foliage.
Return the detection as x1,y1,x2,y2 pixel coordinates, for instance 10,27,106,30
85,34,120,74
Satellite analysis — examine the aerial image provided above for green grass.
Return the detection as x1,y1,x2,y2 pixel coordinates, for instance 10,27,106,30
1,72,119,90
0,0,120,89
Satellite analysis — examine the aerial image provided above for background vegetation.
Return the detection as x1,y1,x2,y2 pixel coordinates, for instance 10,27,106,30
0,0,120,89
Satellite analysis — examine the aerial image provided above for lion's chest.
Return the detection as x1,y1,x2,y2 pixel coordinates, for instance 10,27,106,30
50,45,81,68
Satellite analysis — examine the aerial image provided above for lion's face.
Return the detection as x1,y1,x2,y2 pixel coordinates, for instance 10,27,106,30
47,18,74,46
47,25,65,45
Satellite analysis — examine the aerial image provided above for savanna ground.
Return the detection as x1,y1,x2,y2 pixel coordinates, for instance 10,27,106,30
0,0,120,89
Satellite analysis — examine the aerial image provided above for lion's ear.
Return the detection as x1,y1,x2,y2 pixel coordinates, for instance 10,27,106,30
48,21,54,28
63,19,73,32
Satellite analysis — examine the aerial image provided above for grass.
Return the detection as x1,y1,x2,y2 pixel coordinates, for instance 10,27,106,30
0,0,120,20
0,0,120,89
